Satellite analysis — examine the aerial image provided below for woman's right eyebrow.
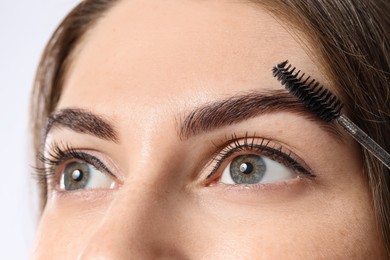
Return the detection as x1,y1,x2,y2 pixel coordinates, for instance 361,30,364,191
45,108,119,143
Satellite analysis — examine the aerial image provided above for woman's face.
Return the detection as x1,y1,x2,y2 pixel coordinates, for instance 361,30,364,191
33,0,386,258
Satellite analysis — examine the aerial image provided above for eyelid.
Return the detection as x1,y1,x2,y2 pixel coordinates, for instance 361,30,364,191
41,142,118,184
206,133,315,181
63,152,114,176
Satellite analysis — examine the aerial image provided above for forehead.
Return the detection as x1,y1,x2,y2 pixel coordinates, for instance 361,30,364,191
57,0,323,112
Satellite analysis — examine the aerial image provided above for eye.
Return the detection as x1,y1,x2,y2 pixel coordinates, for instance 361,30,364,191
60,161,117,191
206,134,314,186
40,142,120,193
220,154,296,185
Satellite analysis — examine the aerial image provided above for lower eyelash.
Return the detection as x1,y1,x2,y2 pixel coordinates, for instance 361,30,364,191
32,137,312,189
207,132,314,179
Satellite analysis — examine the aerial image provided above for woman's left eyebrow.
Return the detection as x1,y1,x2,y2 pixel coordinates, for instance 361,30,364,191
179,89,344,141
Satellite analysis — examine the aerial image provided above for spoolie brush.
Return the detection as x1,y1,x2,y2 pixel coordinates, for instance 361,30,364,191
272,60,390,169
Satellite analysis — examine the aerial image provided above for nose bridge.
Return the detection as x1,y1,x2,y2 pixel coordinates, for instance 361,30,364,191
78,147,189,258
78,191,159,258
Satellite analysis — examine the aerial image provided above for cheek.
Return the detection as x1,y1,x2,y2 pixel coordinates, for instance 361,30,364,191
192,182,384,258
31,180,385,258
31,195,111,259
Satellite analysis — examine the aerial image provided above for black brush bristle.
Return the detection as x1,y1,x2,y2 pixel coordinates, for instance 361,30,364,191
272,60,343,122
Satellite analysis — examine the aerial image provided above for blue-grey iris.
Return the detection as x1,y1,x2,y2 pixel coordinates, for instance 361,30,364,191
63,161,90,190
230,154,266,184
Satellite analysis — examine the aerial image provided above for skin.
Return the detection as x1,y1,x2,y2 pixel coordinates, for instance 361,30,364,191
32,0,387,259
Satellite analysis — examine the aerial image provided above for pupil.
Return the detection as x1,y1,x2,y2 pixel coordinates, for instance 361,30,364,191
71,169,83,182
239,162,253,174
230,155,266,184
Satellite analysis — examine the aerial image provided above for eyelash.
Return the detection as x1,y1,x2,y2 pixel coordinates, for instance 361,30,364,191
37,142,112,182
208,132,314,179
36,134,314,187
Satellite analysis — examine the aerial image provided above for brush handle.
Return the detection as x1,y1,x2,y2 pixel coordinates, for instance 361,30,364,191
336,115,390,169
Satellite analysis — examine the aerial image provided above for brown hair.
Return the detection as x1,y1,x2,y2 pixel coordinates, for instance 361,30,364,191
31,0,390,253
31,0,119,207
257,0,390,250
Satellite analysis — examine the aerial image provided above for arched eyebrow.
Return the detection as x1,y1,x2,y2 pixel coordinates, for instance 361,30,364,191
178,89,344,141
44,90,344,144
45,108,119,143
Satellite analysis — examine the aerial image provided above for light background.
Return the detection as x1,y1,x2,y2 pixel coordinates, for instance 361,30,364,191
0,1,81,258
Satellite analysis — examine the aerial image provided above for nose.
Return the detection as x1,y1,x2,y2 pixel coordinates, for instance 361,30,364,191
77,165,190,259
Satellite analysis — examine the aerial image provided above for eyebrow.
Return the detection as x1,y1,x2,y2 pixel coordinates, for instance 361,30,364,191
45,108,118,143
179,89,344,140
45,89,343,144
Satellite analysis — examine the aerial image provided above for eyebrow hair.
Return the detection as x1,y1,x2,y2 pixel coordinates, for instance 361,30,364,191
179,89,344,140
44,90,343,144
45,108,118,143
